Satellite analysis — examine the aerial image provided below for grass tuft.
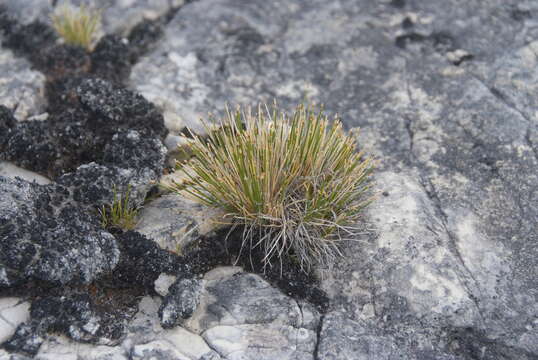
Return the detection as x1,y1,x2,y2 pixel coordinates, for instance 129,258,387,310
51,1,101,51
99,185,139,231
173,104,375,272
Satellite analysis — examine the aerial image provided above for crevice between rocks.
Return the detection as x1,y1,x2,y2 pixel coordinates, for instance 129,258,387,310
469,73,532,124
312,314,324,360
403,62,417,157
525,127,538,162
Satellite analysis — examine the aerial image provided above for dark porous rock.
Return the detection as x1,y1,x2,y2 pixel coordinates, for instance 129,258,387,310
0,176,119,287
34,44,91,79
90,35,132,85
56,130,166,209
76,77,168,139
0,5,17,37
4,294,110,356
0,105,15,145
1,20,56,61
127,19,164,63
102,130,167,173
2,323,45,356
111,231,190,289
1,77,167,206
158,277,202,328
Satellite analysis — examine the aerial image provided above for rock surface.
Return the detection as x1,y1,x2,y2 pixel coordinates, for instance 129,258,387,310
184,268,320,360
159,277,203,329
129,0,538,358
1,0,538,359
1,0,183,36
0,162,51,186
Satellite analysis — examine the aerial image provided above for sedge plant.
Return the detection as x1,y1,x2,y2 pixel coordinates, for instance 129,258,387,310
99,185,139,231
51,1,101,51
173,104,375,271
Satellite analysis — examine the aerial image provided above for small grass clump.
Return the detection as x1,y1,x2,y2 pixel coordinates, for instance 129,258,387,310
51,2,101,51
173,104,375,271
100,185,139,231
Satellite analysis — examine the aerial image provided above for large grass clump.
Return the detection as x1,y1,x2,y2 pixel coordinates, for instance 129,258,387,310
51,2,101,51
174,104,375,271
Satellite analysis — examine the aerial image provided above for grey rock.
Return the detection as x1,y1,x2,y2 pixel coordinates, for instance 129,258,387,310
0,50,46,120
36,335,127,360
129,0,538,358
154,273,177,297
0,176,119,287
184,268,319,360
124,296,220,360
70,0,185,35
0,0,53,25
318,311,463,360
159,278,203,328
135,194,225,252
1,0,183,37
0,162,51,186
131,0,538,358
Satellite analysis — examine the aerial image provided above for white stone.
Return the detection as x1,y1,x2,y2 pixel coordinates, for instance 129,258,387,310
36,335,126,360
154,273,177,297
202,326,244,356
135,194,225,252
132,327,215,360
0,161,52,185
0,298,31,344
